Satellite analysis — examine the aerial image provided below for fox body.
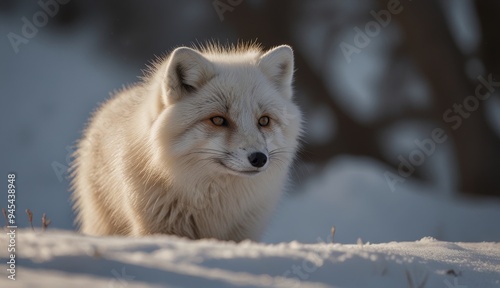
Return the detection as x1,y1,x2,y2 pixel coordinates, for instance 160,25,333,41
71,43,302,241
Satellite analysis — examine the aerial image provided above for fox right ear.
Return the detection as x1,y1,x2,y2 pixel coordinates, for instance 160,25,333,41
162,47,215,103
258,45,294,97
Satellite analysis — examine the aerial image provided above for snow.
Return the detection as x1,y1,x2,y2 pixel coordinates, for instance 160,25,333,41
1,230,499,288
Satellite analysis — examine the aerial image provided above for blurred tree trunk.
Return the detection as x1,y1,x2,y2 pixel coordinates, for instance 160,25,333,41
229,0,500,196
389,0,500,196
475,0,500,83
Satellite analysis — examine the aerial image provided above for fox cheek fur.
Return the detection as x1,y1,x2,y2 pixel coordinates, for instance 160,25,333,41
71,43,302,241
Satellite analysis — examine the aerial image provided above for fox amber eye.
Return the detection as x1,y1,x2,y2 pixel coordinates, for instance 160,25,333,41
258,116,270,127
211,116,227,127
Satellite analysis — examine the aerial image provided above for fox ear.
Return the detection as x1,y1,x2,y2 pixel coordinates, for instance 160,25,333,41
162,47,215,102
258,45,294,96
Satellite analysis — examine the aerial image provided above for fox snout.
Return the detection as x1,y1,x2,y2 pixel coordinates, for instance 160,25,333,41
248,152,267,168
217,148,270,176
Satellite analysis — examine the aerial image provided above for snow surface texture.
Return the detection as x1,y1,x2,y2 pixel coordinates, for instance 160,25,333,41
1,230,499,288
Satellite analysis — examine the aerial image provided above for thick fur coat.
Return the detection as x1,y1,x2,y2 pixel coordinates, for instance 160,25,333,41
71,43,302,241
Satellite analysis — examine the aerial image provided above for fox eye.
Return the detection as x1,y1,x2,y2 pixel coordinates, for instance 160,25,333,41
211,116,228,127
258,116,270,127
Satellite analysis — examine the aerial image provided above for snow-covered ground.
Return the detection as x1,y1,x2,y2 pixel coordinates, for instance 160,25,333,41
1,230,499,288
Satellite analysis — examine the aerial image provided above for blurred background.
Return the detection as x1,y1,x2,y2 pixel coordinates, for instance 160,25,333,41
1,0,499,243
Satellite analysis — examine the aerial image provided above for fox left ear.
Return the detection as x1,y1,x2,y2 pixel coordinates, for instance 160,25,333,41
162,47,215,103
258,45,294,97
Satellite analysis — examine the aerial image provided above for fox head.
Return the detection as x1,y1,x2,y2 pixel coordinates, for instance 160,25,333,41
149,44,302,184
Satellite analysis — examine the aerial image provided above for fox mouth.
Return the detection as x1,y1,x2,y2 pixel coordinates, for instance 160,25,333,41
218,161,261,176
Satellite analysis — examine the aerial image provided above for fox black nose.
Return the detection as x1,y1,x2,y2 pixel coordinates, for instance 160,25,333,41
248,152,267,168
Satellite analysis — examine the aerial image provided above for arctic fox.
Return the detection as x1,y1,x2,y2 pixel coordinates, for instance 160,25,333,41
71,43,302,241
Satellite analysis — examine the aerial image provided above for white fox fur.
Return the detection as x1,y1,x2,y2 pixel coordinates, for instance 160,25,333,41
71,43,302,241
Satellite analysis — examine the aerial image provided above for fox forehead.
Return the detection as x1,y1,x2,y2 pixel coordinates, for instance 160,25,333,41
187,67,285,116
